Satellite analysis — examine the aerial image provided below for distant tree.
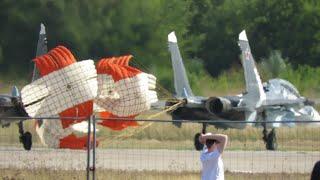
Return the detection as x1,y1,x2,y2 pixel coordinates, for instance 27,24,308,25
243,0,320,67
259,50,288,80
1,0,320,92
0,0,198,83
187,0,245,76
189,0,320,76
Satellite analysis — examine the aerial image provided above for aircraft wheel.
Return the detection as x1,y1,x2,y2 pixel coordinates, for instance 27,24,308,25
194,133,204,151
266,128,277,150
20,132,32,151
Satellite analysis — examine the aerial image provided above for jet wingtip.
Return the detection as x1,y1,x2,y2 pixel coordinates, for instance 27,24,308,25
40,23,46,35
168,31,177,43
239,30,248,41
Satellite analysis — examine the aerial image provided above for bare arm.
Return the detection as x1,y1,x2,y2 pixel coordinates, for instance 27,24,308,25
199,133,228,153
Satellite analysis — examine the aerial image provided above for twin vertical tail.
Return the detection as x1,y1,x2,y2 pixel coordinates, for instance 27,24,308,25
168,32,194,98
238,30,266,121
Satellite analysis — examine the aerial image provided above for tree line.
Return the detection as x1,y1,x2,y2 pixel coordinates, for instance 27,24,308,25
0,0,319,88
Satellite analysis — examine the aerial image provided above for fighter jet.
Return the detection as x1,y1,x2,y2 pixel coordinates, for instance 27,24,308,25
166,30,320,150
0,23,48,150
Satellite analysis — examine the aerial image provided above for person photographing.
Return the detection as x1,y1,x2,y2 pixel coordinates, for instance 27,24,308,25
199,133,228,180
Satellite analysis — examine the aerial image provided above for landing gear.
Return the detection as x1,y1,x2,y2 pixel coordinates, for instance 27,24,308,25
194,123,207,151
263,127,277,150
20,132,32,150
261,111,277,151
18,121,32,150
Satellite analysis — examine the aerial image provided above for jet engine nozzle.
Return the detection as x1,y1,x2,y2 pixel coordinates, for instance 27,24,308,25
205,97,232,114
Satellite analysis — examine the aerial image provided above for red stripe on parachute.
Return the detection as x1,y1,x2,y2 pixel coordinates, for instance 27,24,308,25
33,46,93,129
96,55,140,130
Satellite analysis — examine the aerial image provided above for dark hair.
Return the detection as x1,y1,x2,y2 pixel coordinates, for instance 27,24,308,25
206,139,217,149
311,161,320,180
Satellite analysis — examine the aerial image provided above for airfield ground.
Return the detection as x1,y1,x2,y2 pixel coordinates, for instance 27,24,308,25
0,169,310,180
1,121,320,151
0,147,318,174
0,115,319,179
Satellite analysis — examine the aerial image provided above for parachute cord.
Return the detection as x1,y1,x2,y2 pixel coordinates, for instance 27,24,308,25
130,59,173,98
98,100,184,143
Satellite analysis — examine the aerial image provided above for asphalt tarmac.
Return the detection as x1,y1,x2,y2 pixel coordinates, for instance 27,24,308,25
0,147,319,173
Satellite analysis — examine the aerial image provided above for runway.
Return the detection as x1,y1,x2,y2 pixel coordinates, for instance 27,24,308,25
0,147,319,173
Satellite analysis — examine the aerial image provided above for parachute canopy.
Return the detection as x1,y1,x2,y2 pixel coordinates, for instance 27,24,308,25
95,55,158,130
21,46,158,149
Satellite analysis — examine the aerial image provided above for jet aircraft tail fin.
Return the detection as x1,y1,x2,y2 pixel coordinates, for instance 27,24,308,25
11,86,20,97
168,32,194,98
238,30,266,116
32,23,48,82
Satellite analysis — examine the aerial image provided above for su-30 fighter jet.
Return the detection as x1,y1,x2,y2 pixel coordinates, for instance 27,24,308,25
165,30,320,150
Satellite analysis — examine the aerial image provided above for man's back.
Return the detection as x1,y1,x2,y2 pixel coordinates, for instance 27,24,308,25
200,148,224,180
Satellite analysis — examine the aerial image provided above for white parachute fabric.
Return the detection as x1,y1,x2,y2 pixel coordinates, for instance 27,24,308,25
21,60,98,117
36,119,74,148
36,120,95,148
95,73,158,116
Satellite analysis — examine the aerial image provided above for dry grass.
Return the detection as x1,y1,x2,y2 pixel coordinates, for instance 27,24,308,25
0,169,310,180
1,80,319,151
96,118,320,151
1,119,319,151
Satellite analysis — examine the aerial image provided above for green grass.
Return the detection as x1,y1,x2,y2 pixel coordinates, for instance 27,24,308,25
0,169,310,180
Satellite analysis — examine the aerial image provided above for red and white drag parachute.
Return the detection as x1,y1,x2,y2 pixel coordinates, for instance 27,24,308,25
22,46,97,149
21,46,158,149
95,55,158,130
